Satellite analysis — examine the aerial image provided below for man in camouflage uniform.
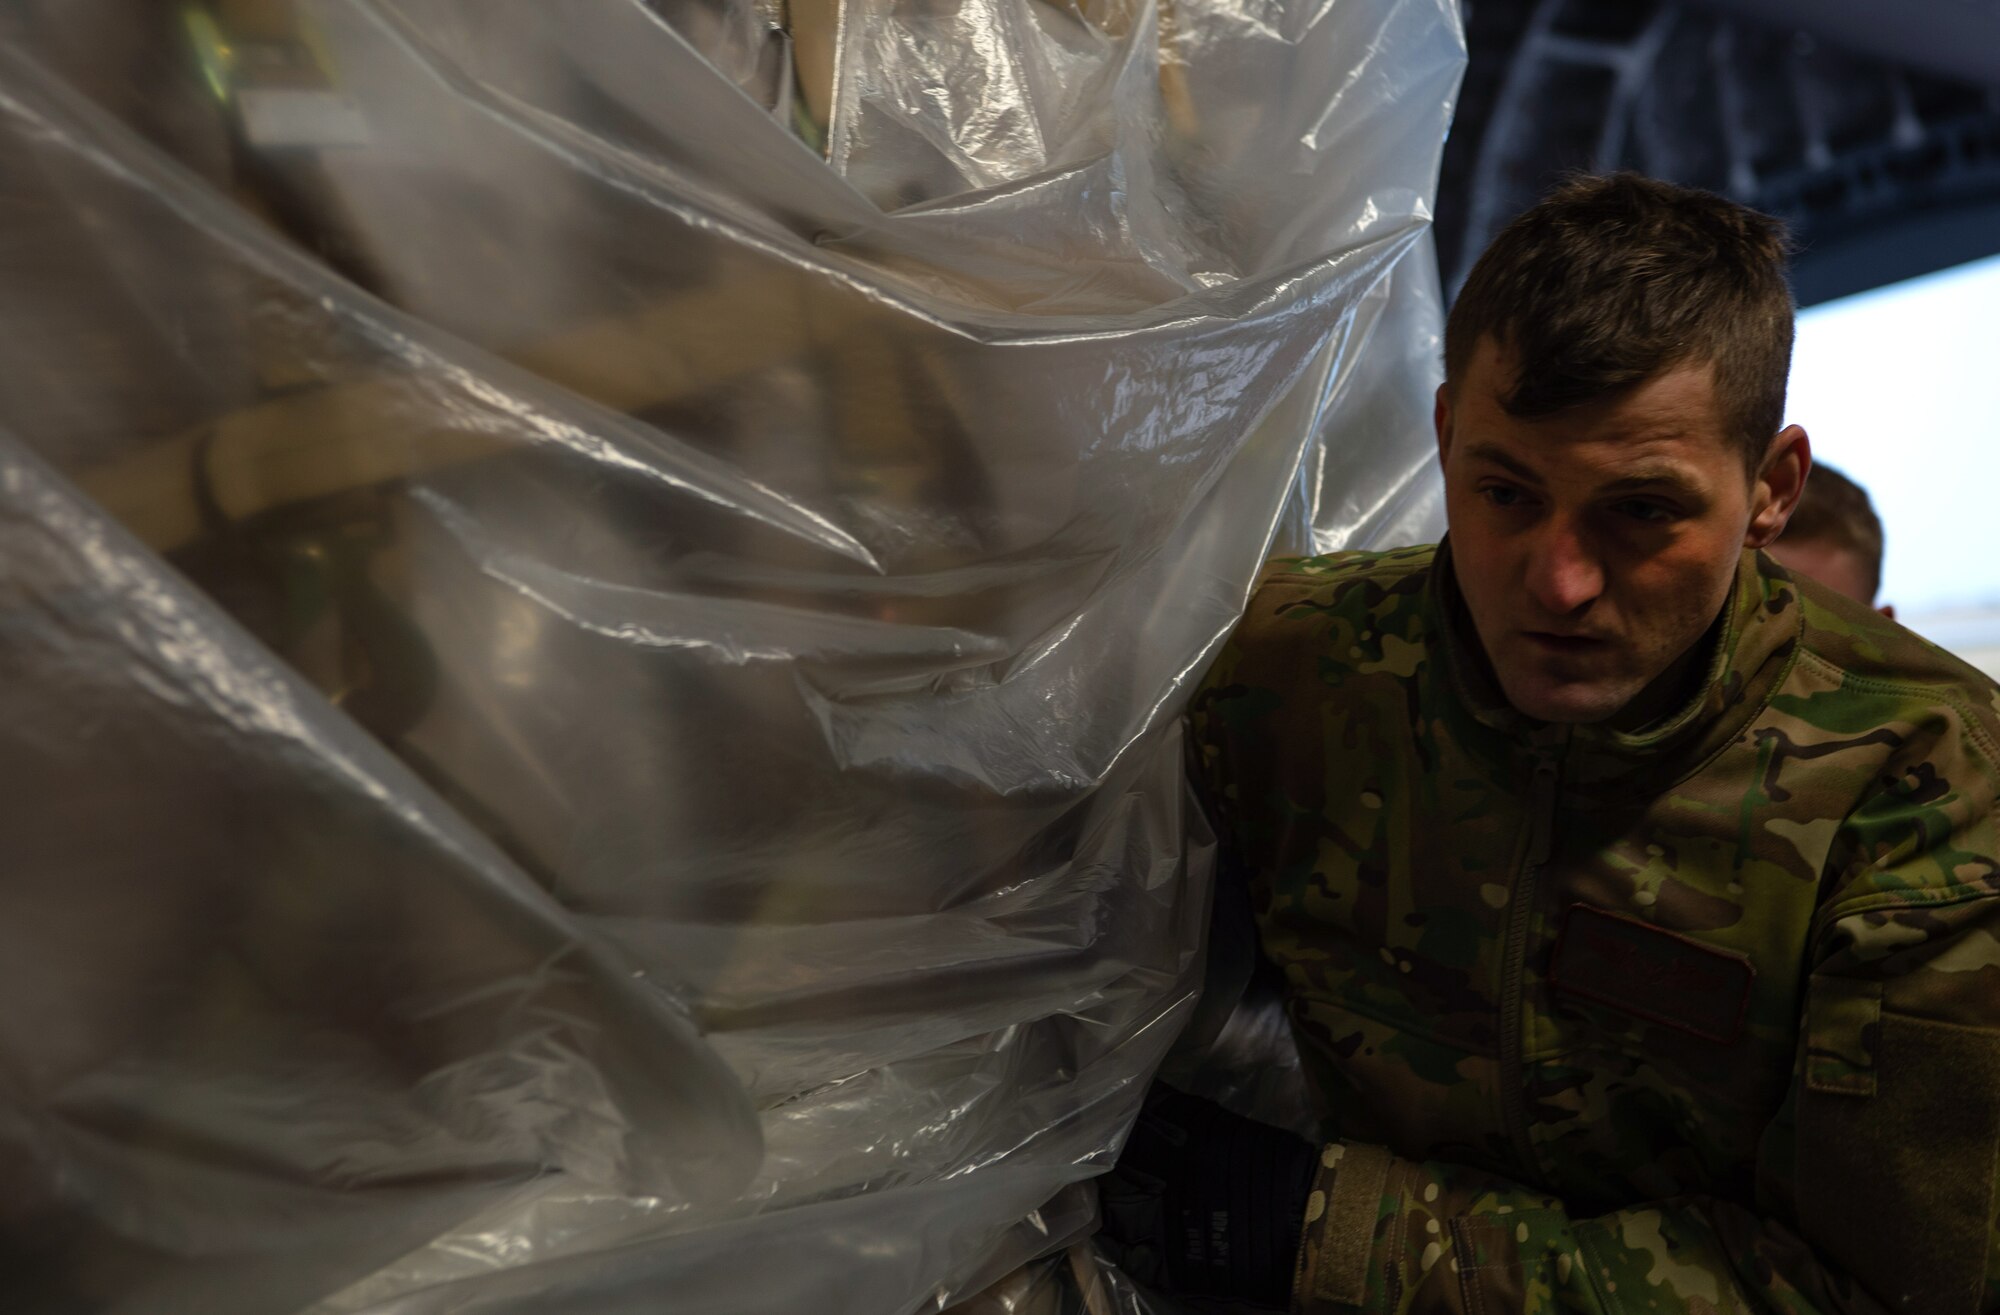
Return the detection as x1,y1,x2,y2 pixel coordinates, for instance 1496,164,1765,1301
1767,462,1893,617
1102,175,2000,1313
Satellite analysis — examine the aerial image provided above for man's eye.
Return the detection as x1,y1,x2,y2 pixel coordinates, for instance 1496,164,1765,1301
1481,485,1528,508
1615,499,1678,523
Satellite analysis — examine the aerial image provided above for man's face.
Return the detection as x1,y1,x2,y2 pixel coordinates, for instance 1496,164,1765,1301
1766,538,1878,609
1436,338,1805,724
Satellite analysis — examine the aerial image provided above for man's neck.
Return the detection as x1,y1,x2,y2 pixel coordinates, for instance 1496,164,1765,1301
1605,608,1726,734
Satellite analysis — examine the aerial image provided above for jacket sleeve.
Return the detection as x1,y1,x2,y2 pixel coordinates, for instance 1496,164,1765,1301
1290,694,2000,1315
1288,1133,1888,1313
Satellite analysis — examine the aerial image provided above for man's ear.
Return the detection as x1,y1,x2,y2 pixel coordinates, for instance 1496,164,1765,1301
1434,383,1454,467
1745,425,1810,549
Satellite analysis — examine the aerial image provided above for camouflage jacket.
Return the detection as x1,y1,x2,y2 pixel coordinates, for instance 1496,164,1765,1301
1189,541,2000,1314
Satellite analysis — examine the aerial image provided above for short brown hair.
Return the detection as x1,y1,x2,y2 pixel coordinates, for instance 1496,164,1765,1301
1444,173,1795,477
1779,462,1885,599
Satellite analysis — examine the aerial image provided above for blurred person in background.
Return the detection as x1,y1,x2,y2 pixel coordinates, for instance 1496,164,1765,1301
1767,461,1894,617
1099,173,2000,1314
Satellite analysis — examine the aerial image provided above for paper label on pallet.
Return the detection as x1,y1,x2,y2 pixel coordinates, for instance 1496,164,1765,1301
238,88,372,149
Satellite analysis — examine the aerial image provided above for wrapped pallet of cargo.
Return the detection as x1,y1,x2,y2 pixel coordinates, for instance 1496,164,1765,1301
0,2,1461,1311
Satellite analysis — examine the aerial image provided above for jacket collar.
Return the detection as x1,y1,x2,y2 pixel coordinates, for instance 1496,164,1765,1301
1429,537,1803,799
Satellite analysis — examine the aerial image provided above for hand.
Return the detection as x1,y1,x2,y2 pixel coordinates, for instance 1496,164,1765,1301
1095,1082,1318,1308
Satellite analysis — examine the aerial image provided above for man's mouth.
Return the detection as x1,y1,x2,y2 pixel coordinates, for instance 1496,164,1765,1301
1521,631,1610,656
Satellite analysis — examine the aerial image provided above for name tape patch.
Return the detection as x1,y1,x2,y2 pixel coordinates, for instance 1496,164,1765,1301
1549,904,1755,1044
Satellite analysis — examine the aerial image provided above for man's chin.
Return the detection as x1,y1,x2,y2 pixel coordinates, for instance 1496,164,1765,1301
1497,672,1632,725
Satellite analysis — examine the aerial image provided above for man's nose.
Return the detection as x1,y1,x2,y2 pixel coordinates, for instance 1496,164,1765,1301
1523,520,1605,617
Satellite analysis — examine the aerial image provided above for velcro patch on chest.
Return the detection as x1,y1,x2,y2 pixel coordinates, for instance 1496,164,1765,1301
1549,904,1756,1045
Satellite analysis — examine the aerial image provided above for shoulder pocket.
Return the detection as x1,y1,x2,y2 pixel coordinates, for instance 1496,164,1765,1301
1797,979,2000,1314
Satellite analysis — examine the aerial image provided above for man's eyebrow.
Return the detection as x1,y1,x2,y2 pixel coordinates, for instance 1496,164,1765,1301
1598,467,1705,495
1464,442,1543,485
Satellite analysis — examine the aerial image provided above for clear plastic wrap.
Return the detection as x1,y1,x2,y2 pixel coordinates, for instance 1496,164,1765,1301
0,2,1461,1310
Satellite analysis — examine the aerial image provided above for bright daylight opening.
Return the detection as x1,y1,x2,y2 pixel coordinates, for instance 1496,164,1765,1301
1786,250,2000,678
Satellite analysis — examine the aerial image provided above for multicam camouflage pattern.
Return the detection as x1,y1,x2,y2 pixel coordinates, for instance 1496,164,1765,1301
1189,541,2000,1314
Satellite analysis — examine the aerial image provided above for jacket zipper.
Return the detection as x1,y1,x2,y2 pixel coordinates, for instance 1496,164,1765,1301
1496,755,1559,1179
